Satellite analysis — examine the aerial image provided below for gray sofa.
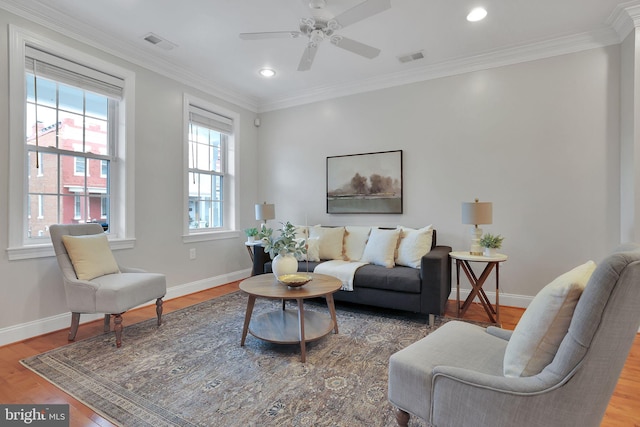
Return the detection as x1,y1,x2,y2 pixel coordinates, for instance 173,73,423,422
252,229,451,323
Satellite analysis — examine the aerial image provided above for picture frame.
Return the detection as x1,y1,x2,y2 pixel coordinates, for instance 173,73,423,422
326,150,403,214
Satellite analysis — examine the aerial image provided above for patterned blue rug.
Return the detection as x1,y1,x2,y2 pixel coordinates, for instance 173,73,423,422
21,291,455,426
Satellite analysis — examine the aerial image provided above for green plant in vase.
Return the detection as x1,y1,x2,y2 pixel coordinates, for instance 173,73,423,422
479,233,504,256
258,221,306,258
258,221,307,278
244,227,259,242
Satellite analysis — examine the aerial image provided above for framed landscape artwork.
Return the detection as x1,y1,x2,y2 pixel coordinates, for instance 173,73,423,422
326,150,403,214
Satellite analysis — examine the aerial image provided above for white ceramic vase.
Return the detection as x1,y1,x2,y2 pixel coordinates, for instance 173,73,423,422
272,253,298,278
483,247,497,257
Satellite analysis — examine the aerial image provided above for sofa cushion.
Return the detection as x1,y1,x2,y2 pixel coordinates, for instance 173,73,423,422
344,226,372,261
503,260,596,377
310,226,345,260
360,228,401,268
353,264,421,293
396,225,433,268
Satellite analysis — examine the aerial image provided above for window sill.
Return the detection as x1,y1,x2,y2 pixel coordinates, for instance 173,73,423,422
182,230,241,244
7,238,136,261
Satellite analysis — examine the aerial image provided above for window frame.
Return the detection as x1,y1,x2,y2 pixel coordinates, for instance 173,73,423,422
7,25,137,260
182,94,239,243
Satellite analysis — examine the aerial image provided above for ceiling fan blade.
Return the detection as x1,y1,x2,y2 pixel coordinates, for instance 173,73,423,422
239,31,302,40
297,44,319,71
330,36,380,59
332,0,391,29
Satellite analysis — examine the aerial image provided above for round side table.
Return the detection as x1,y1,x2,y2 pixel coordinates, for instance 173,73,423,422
449,251,508,324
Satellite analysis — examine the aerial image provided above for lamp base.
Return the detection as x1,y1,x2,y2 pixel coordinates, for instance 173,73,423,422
469,226,483,256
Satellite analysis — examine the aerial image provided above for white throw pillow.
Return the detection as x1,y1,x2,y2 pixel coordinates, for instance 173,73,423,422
360,228,401,268
295,237,320,262
395,225,433,268
309,226,345,260
294,225,309,240
503,260,597,377
344,226,372,261
61,234,121,281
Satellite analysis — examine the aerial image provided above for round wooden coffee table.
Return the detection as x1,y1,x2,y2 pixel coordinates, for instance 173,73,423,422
239,273,342,363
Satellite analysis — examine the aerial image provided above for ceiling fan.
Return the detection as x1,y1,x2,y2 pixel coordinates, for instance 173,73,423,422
239,0,391,71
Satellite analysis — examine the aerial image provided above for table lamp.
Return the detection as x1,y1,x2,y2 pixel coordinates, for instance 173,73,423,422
255,202,275,228
461,198,492,255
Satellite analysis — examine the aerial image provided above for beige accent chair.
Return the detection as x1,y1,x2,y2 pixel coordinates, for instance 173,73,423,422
50,223,166,347
388,243,640,427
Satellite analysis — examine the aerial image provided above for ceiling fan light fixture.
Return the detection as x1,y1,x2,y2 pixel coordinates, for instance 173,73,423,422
467,7,487,22
309,0,326,9
259,68,276,78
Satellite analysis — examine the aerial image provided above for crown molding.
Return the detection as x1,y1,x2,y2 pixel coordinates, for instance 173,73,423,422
0,0,260,112
258,27,620,112
0,0,629,114
607,0,640,40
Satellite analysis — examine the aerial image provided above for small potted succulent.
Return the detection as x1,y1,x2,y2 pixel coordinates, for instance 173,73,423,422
258,221,306,277
479,233,504,257
244,227,259,243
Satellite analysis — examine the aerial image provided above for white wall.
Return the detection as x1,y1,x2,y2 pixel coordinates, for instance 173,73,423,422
0,11,260,343
257,46,621,301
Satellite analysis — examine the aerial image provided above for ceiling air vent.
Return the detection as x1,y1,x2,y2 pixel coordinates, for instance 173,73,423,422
397,50,424,64
143,33,177,51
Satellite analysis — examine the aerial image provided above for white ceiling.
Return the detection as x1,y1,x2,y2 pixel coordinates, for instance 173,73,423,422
1,0,638,111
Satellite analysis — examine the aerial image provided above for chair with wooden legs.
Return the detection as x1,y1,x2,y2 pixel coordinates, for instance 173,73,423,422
50,223,166,347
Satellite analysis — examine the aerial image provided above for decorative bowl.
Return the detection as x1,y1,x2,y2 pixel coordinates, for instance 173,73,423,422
277,274,312,288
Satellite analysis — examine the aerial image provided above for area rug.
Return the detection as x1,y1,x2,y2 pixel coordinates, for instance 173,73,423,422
21,292,472,427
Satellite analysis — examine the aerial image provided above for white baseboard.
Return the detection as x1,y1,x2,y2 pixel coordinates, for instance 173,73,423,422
0,268,252,347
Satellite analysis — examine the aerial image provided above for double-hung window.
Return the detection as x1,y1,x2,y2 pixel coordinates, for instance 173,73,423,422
186,103,232,232
8,27,134,259
24,46,120,239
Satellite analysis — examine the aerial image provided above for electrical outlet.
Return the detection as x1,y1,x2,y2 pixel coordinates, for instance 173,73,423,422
189,248,196,260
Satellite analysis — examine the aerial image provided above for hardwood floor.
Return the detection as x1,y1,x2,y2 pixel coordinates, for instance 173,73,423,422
1,282,638,426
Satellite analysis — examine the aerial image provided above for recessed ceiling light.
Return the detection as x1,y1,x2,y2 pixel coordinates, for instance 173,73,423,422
467,7,487,22
259,68,276,78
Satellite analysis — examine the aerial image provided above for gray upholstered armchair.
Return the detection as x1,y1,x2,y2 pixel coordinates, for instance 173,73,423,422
388,244,640,427
50,223,166,347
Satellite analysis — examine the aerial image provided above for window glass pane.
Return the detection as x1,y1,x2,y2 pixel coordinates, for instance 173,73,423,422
28,152,58,194
58,111,84,150
26,73,35,103
89,196,107,224
58,83,83,114
85,116,108,153
59,194,76,225
199,173,212,199
86,92,108,119
211,201,222,228
34,77,57,108
27,194,58,239
213,175,223,201
59,154,81,193
26,105,57,146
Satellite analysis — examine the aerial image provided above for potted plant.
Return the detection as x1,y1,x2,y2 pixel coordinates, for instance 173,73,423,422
244,227,259,243
479,233,504,257
258,221,306,277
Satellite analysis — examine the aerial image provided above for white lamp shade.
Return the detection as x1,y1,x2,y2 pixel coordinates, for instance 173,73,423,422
255,203,275,221
461,201,492,225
